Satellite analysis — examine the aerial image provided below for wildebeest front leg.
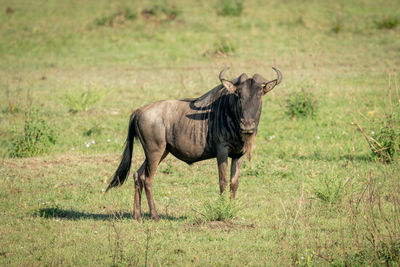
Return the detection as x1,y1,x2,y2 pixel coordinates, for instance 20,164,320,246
230,156,243,199
217,147,229,194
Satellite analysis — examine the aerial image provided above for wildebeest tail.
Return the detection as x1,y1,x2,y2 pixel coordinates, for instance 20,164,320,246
106,112,136,192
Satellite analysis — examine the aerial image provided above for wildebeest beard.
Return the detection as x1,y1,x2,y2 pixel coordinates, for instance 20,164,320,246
241,133,256,161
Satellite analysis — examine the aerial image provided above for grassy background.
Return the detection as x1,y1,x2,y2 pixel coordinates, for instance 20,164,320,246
1,0,399,265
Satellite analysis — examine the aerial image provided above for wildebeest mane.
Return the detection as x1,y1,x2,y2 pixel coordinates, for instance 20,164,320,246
189,73,255,160
186,79,250,159
190,73,247,111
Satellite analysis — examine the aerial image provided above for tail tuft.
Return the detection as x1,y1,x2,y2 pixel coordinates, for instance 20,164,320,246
105,175,123,192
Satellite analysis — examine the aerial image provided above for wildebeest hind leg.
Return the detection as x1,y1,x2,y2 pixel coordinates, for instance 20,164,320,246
142,150,169,221
133,162,146,221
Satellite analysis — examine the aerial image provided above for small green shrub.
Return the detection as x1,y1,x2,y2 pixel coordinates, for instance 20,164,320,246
280,16,306,28
123,8,138,20
374,17,399,29
3,102,22,114
204,38,236,57
9,109,57,158
214,38,236,55
159,163,173,174
312,175,346,205
356,76,399,163
201,192,240,221
366,101,400,162
141,4,180,20
374,126,397,158
295,16,305,26
370,124,399,162
376,241,400,265
218,0,243,17
157,4,180,19
331,19,343,34
84,124,103,136
94,16,108,27
94,8,137,27
243,160,266,177
3,88,23,114
64,86,106,113
285,88,317,118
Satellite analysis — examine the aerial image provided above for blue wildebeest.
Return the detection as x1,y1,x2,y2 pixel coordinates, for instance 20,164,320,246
107,67,282,221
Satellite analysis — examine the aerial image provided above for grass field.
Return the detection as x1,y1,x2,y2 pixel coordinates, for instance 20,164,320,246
1,0,400,265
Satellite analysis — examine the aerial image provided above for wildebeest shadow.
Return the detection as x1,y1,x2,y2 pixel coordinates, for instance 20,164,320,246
36,207,187,221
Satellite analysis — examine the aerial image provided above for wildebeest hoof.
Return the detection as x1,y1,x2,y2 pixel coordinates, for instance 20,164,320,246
133,213,142,222
151,215,160,221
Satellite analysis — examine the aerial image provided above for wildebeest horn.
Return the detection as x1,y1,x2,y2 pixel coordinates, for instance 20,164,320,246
219,67,230,82
272,67,282,85
219,67,237,93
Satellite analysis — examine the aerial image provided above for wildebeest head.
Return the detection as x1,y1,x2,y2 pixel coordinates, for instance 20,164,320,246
219,67,282,134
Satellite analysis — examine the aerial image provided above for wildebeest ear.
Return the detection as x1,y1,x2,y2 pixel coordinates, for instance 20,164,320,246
262,80,278,94
221,80,237,94
238,73,248,84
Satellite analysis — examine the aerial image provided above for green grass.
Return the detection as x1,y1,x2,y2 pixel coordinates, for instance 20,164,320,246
1,0,400,265
63,84,107,113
